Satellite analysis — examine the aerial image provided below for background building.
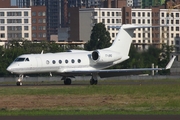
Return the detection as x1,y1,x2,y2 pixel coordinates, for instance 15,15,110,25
0,8,32,45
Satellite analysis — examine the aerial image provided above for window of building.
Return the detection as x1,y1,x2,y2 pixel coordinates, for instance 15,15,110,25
138,12,141,17
102,19,105,23
24,33,29,38
93,12,97,16
112,19,114,23
0,19,4,23
32,12,36,16
142,19,145,24
7,19,22,23
32,33,36,38
24,11,28,16
32,26,36,30
43,19,46,23
32,19,36,23
116,12,121,16
138,19,141,24
138,33,141,37
112,12,114,16
176,20,179,24
0,26,5,30
132,12,135,16
147,12,150,17
42,12,46,16
171,33,174,38
142,12,145,17
116,19,120,23
24,19,28,23
171,20,174,24
162,20,164,24
176,27,179,31
161,13,164,17
126,12,129,17
38,19,43,23
107,12,110,16
0,12,4,16
93,19,97,24
176,13,179,17
102,12,105,16
24,26,28,30
0,33,5,38
107,19,110,23
43,33,46,37
176,33,179,38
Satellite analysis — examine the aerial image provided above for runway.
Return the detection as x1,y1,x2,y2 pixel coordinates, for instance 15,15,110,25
0,115,180,120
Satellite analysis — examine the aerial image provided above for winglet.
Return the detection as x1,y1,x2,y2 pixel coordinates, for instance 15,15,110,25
165,56,176,69
41,50,44,54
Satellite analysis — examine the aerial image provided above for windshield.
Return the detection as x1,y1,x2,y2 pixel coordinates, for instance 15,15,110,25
14,57,25,62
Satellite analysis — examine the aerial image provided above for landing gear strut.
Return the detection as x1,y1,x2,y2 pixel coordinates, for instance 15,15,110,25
90,73,98,85
16,75,23,86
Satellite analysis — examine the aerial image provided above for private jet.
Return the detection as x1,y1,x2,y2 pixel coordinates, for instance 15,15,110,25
7,24,176,86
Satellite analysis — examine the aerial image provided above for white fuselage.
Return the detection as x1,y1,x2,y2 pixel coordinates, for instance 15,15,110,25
7,51,125,74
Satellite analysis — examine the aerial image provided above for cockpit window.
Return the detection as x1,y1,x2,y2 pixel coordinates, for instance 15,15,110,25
25,58,29,61
14,58,25,62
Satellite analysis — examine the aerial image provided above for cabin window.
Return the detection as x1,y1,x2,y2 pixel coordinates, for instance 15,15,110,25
78,59,81,63
71,59,75,63
65,60,68,64
14,57,25,62
46,60,49,64
52,60,56,64
59,60,62,64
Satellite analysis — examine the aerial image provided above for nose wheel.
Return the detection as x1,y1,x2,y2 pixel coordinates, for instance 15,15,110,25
16,75,23,86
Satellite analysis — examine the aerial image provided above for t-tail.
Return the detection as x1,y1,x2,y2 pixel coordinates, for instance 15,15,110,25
107,24,161,56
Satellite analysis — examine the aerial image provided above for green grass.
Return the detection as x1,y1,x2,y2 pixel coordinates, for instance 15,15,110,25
0,79,180,115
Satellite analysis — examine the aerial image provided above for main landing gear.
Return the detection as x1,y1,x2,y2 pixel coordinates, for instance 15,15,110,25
16,74,23,86
63,77,72,85
90,73,98,85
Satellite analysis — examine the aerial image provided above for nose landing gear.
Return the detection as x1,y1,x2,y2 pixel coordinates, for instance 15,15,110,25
16,75,23,86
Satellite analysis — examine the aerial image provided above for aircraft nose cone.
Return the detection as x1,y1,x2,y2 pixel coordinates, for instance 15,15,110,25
6,66,12,72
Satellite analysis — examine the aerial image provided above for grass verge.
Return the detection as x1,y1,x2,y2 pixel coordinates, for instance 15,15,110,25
0,79,180,115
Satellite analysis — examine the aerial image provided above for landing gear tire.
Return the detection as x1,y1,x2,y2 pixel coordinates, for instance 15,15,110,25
90,79,98,85
16,81,22,86
64,78,72,85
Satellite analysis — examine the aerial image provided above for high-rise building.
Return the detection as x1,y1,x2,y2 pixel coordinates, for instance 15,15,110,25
11,0,61,41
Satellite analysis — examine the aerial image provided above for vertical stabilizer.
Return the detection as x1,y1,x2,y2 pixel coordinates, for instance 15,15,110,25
108,24,138,56
107,24,159,57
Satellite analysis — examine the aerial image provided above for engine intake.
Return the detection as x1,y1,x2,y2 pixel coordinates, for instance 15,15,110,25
91,50,121,63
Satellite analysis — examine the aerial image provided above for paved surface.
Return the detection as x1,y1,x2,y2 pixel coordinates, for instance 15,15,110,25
0,115,180,120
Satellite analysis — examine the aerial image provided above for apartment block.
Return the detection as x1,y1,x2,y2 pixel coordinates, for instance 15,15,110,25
68,7,180,50
0,8,32,45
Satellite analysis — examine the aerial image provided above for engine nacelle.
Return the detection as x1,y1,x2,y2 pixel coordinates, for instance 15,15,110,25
91,50,121,63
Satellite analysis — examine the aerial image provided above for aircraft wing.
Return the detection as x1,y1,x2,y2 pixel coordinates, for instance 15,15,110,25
65,56,176,77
